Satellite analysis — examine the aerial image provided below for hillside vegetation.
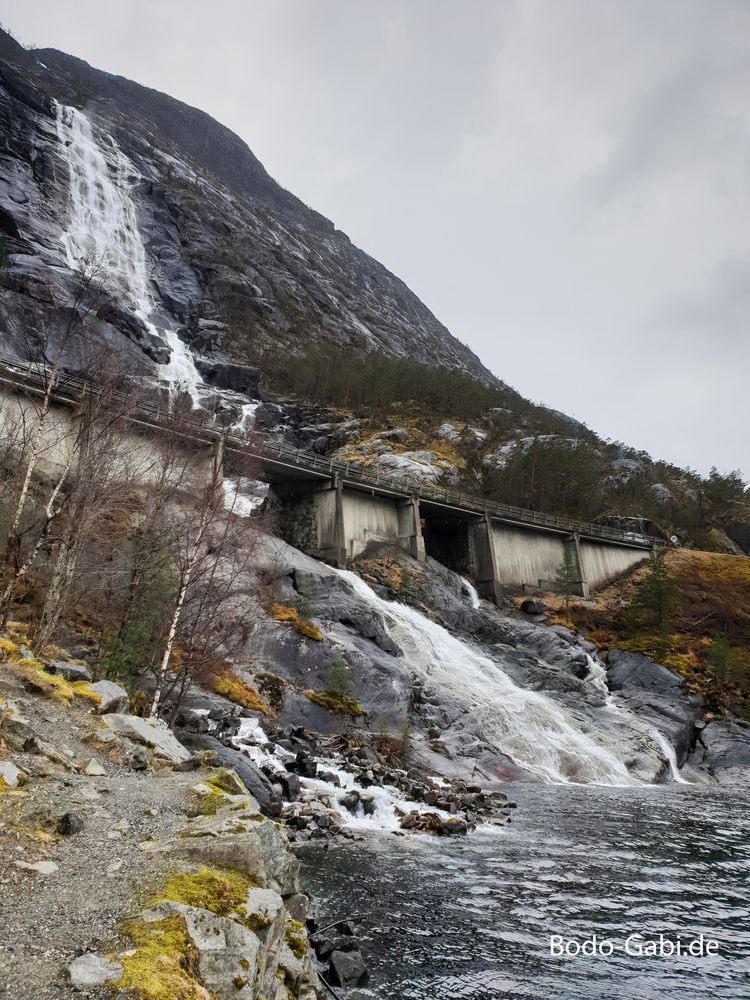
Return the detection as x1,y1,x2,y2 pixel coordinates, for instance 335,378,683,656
257,345,750,546
553,550,750,719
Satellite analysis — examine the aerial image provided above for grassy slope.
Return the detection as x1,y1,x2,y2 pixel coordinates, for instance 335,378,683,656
538,550,750,720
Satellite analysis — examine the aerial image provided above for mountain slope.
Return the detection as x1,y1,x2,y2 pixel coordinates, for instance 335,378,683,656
0,26,497,383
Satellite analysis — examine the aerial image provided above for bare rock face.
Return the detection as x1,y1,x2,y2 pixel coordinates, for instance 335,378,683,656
0,26,496,387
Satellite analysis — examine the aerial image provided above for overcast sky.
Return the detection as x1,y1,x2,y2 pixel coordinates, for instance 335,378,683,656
4,0,749,477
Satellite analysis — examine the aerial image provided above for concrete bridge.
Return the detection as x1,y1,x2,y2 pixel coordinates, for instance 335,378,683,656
260,441,655,602
0,354,657,604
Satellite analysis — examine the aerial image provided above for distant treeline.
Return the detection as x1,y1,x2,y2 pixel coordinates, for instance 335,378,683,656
257,344,524,421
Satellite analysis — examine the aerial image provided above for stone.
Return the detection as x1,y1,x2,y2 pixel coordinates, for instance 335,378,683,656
45,660,92,682
128,746,149,770
84,758,106,776
102,714,191,763
88,680,129,714
329,949,368,987
0,761,26,787
178,733,281,815
146,802,300,896
14,860,58,874
17,643,34,659
284,893,310,923
57,811,84,836
68,953,122,989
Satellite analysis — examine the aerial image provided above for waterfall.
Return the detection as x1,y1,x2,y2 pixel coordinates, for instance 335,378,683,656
338,570,638,786
55,103,203,403
461,577,481,609
581,653,687,783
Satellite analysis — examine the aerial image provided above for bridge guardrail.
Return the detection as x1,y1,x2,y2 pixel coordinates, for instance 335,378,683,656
0,352,656,549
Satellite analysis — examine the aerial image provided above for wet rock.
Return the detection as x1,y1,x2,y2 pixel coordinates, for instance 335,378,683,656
195,359,260,395
68,953,123,989
694,718,750,783
340,790,360,812
329,948,368,987
88,679,129,714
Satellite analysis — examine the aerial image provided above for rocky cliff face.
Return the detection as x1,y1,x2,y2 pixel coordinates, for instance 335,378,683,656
0,27,496,384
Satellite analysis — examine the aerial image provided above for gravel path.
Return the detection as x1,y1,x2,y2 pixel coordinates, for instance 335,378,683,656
0,676,200,1000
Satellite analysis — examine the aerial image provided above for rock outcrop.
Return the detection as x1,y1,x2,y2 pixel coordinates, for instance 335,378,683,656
0,26,496,387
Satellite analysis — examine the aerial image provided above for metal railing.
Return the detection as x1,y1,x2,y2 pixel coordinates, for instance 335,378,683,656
0,352,657,549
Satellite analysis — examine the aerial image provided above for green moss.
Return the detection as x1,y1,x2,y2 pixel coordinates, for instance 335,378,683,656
190,783,225,817
117,913,210,1000
232,977,248,990
205,769,248,796
244,912,273,934
150,867,258,925
304,689,363,717
285,919,307,960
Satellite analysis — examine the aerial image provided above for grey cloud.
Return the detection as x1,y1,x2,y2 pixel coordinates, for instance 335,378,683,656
2,0,748,477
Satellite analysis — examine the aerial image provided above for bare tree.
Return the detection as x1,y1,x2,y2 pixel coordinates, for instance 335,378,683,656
0,254,106,596
149,431,227,718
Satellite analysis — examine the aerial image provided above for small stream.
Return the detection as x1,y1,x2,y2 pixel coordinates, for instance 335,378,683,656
300,785,750,1000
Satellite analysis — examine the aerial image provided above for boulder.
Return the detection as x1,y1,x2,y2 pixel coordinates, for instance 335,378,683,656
138,901,263,997
329,949,368,987
148,803,300,896
102,714,191,763
68,953,122,990
695,718,750,783
88,680,129,714
607,649,686,696
45,660,92,682
178,733,281,816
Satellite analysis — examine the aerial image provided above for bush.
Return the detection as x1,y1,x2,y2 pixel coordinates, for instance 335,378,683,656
324,660,352,697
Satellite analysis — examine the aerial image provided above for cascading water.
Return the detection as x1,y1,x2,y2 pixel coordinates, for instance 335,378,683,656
55,103,203,403
584,653,688,783
461,577,481,609
338,569,674,787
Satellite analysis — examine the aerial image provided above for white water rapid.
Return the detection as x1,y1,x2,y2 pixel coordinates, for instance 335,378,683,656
338,570,638,785
55,103,203,402
230,719,452,834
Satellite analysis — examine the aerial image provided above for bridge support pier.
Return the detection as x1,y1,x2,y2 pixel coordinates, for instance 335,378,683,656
397,496,425,561
471,512,503,606
566,532,590,598
317,475,347,568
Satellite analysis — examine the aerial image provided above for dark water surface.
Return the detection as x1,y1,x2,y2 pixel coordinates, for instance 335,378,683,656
300,785,750,999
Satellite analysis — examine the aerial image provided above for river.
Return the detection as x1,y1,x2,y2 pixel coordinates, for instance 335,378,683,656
300,784,750,1000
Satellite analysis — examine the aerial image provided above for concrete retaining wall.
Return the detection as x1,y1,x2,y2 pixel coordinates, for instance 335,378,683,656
580,540,649,589
491,523,567,588
341,491,401,558
0,384,214,488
